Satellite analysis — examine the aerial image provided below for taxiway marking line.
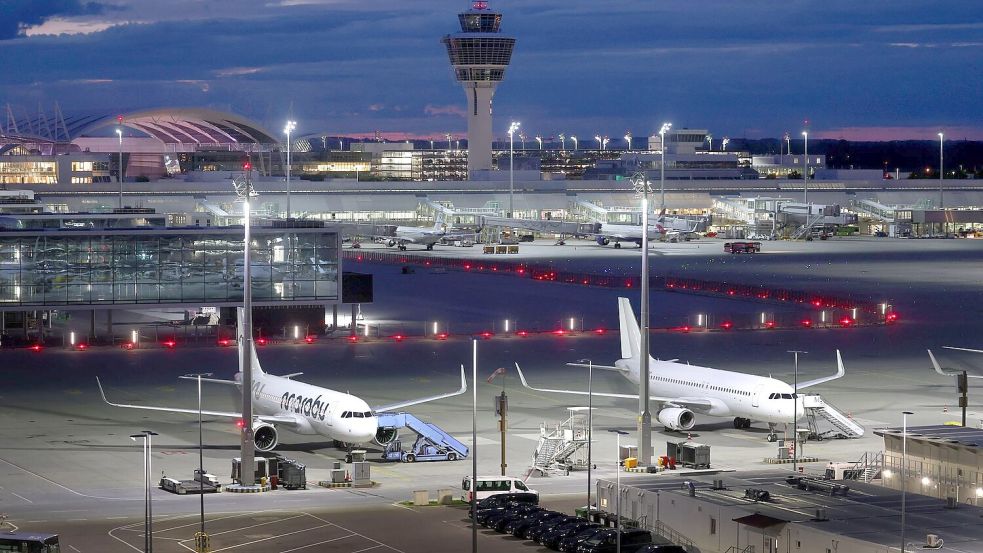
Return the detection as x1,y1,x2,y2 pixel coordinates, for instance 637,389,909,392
304,512,406,553
348,546,383,553
275,534,357,553
207,523,333,552
10,492,32,503
183,513,309,537
68,546,81,553
0,455,141,501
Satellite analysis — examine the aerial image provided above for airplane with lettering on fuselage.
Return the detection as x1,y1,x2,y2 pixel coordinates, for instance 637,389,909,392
97,308,467,453
515,297,851,441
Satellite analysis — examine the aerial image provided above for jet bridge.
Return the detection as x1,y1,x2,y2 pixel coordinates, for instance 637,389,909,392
477,215,595,236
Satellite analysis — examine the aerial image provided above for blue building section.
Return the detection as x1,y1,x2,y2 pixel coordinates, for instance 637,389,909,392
377,412,470,462
0,226,340,309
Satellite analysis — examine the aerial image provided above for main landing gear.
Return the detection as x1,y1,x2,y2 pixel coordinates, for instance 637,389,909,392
766,422,779,442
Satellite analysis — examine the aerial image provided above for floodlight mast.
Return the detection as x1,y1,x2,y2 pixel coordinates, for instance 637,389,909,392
234,162,257,484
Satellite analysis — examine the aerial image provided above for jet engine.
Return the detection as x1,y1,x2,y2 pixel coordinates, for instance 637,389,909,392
657,407,696,431
374,426,399,447
595,236,610,246
253,422,279,452
387,239,396,247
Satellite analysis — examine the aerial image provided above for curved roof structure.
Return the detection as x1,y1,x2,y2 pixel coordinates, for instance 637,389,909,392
9,108,279,145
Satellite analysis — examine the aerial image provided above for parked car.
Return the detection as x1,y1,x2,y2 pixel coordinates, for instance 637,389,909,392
471,492,539,519
558,527,608,552
542,521,598,549
488,505,543,532
462,475,537,502
636,545,688,552
575,528,654,553
520,513,579,540
481,502,539,528
504,509,564,536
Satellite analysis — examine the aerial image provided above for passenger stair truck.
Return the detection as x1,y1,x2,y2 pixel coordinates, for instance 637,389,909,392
802,394,864,439
377,412,469,462
533,409,589,475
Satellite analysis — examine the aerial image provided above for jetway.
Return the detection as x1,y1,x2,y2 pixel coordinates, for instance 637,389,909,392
477,215,596,236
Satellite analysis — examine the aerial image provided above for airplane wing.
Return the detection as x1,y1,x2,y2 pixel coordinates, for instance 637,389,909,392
514,363,713,409
565,362,627,372
177,375,238,386
797,350,847,390
943,346,983,355
372,365,468,412
96,377,300,425
929,349,983,378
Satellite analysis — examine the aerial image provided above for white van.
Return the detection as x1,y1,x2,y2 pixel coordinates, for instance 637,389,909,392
461,475,538,502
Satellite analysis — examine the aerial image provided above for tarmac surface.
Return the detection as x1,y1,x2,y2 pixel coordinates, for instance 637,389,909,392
0,236,981,552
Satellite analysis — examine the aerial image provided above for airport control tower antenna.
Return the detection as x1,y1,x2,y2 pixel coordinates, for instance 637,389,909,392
442,0,516,174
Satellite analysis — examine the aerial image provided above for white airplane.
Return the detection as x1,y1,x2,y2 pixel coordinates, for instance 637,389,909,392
382,213,461,251
97,308,467,453
515,297,850,441
929,347,983,379
593,212,703,248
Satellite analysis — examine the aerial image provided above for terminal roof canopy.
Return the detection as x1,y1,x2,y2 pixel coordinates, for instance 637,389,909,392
16,108,279,145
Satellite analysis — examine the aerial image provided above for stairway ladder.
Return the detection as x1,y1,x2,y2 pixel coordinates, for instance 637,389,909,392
376,412,470,458
791,213,826,240
852,451,883,483
532,412,589,475
802,394,864,438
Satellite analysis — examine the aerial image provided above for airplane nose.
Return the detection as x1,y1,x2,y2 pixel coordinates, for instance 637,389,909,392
350,418,377,443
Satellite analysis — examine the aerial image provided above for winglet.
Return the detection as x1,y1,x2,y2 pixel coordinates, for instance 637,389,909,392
929,349,953,376
514,362,532,390
797,350,847,390
836,349,845,379
95,376,112,405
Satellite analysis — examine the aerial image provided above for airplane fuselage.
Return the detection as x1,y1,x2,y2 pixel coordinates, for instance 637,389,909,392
616,357,805,423
236,372,378,444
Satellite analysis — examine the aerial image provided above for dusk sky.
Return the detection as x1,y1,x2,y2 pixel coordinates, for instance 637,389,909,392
1,0,981,142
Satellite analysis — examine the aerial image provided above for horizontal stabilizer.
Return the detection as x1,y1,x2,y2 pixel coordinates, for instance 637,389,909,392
565,363,625,372
279,372,304,379
178,375,238,386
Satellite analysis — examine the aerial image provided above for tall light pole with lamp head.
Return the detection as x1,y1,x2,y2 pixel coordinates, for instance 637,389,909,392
577,358,594,515
938,132,944,210
130,430,159,553
507,121,520,218
116,127,123,209
634,171,653,466
609,429,629,553
594,135,602,150
802,131,809,204
721,137,730,151
535,135,543,150
602,137,609,151
659,122,672,211
624,132,632,151
559,133,566,151
571,135,578,151
705,133,712,152
233,161,257,486
901,410,914,553
283,120,296,218
788,351,806,473
185,372,212,552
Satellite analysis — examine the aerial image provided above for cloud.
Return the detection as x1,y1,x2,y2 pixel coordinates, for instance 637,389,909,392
425,104,466,118
0,0,118,39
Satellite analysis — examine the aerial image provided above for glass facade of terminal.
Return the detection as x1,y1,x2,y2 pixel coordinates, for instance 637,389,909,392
0,228,339,307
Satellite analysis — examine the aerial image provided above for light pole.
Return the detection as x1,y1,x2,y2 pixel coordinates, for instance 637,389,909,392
624,132,632,152
571,136,578,151
788,351,806,474
595,135,602,150
559,133,566,152
508,122,520,218
446,133,452,151
705,133,712,152
783,132,790,171
185,372,212,552
234,161,256,485
636,172,652,466
802,131,809,204
938,132,944,210
535,135,543,150
609,429,629,553
659,122,672,211
130,430,159,553
283,120,296,218
519,133,526,150
577,358,594,516
116,127,123,209
901,410,914,553
471,339,478,553
602,137,609,151
722,137,730,151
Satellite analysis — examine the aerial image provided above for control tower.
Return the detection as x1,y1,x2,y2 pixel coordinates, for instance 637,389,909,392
442,1,516,174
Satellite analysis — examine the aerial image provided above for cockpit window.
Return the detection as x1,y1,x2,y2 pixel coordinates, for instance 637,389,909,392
772,393,798,399
364,411,373,417
342,411,350,418
353,411,364,418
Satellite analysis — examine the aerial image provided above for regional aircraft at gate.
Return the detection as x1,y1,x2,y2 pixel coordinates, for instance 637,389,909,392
98,309,467,452
516,297,852,441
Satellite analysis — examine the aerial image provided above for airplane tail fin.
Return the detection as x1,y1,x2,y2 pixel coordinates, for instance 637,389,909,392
237,307,265,376
434,211,446,232
618,297,641,361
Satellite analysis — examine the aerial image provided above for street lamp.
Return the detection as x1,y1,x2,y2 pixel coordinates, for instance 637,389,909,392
571,136,578,151
938,132,944,210
507,121,520,218
471,339,478,553
130,430,159,553
233,162,257,485
519,133,526,150
577,359,595,517
659,122,672,211
535,135,543,150
602,137,609,151
802,131,809,204
116,127,123,209
559,133,566,151
900,410,914,553
609,429,629,553
595,135,602,150
446,133,452,150
721,137,730,151
705,133,712,152
283,120,296,218
184,373,212,552
788,351,806,473
624,132,632,152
